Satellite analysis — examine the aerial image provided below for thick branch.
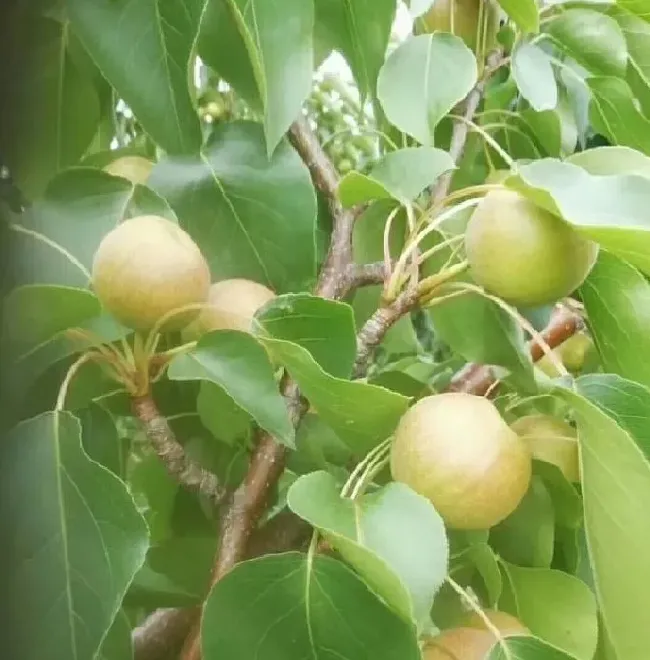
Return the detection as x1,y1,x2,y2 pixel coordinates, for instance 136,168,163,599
288,116,355,299
132,395,225,505
446,305,583,395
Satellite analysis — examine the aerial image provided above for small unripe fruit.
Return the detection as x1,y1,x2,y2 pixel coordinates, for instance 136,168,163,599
511,414,580,483
463,609,530,637
182,278,276,340
92,215,211,332
465,189,599,307
103,155,154,185
390,393,532,530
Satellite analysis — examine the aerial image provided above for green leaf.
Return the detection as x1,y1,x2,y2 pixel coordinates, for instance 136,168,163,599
259,337,409,455
500,563,599,659
255,293,356,379
567,145,650,176
0,15,99,197
78,403,126,478
496,0,539,33
66,0,204,154
580,250,650,389
287,471,448,627
10,167,176,289
616,1,650,21
198,0,313,155
167,330,295,448
508,159,650,276
546,9,627,77
377,34,477,146
313,0,396,100
1,412,149,660
490,476,555,568
533,461,582,529
512,42,558,112
588,76,650,154
556,384,650,659
148,121,317,293
488,636,579,660
197,381,253,446
338,147,454,207
289,412,353,474
97,611,133,660
201,552,421,660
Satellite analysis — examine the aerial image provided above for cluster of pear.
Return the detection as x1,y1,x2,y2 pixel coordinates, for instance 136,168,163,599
93,156,274,337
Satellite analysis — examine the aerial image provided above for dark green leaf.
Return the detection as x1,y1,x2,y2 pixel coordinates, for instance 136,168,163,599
198,0,313,155
255,293,356,379
512,42,557,112
201,552,421,660
97,611,133,660
338,147,454,207
546,9,627,77
0,412,149,660
287,471,448,627
197,381,252,446
580,250,650,389
259,337,409,455
497,0,539,33
167,330,294,448
500,562,599,659
377,34,477,146
79,403,126,478
0,15,99,197
556,385,650,659
66,0,204,154
488,636,579,660
533,461,582,529
289,412,353,474
148,121,317,293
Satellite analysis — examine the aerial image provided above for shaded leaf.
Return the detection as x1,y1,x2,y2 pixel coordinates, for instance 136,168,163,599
66,0,204,154
197,381,252,446
97,611,133,660
201,552,421,660
167,330,294,448
78,403,125,478
289,412,353,474
512,42,558,112
497,0,539,33
533,461,582,529
148,121,317,293
0,412,149,660
288,471,448,627
377,34,477,146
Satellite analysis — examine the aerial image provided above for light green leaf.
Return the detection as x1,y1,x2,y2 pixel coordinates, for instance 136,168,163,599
66,0,204,154
1,412,149,660
197,381,252,446
580,250,650,389
198,0,313,155
201,552,421,659
0,15,99,197
148,121,317,293
167,330,295,448
546,9,627,76
512,42,558,112
338,147,454,207
488,636,579,660
567,145,650,176
259,337,409,455
615,1,650,22
533,461,582,529
501,563,598,658
313,0,396,100
496,0,539,33
557,384,650,660
377,33,477,146
287,471,448,627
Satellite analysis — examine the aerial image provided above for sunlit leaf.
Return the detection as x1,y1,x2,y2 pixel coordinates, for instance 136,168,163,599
497,0,539,33
512,43,557,112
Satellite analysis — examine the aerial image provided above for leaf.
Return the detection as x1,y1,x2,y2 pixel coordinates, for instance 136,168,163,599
488,636,579,660
533,461,582,529
588,76,650,154
167,330,295,448
259,337,409,455
377,34,477,146
546,9,627,77
148,121,317,293
500,563,599,659
78,403,126,478
0,15,99,197
0,412,149,660
579,250,650,389
97,611,133,660
10,167,176,289
197,381,252,446
512,42,558,112
508,159,650,276
567,145,650,176
255,294,357,379
616,0,650,21
289,412,353,474
556,384,650,660
496,0,539,33
490,476,555,569
287,471,448,627
66,0,204,154
338,147,454,207
198,0,313,155
313,0,396,100
201,552,421,660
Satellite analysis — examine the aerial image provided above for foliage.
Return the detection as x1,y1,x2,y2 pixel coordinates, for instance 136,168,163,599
3,1,650,660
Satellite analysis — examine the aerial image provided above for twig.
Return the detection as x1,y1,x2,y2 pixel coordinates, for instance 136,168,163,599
341,260,388,297
132,395,226,505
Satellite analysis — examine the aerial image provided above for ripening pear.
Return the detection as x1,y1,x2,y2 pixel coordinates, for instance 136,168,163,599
103,155,154,185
